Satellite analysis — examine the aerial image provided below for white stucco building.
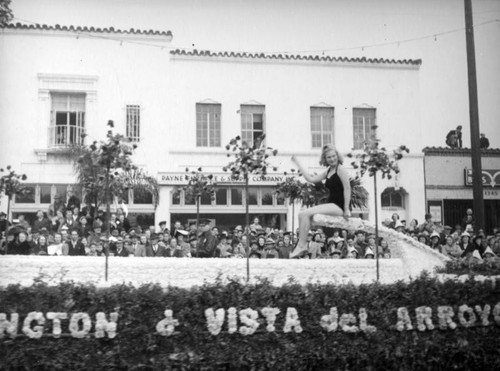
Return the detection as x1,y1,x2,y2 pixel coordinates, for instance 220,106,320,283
0,22,426,231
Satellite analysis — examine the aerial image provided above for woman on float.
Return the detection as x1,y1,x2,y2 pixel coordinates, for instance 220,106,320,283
290,144,352,258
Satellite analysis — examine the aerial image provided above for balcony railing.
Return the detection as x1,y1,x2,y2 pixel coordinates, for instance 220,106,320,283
48,125,84,148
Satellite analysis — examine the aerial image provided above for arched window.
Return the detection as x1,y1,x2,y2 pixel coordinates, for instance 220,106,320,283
381,187,407,208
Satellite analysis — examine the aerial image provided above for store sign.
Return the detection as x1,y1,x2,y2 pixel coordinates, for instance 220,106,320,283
464,169,500,188
158,172,296,186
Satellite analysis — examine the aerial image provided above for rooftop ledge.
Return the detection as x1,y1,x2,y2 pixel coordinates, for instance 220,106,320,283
423,147,500,157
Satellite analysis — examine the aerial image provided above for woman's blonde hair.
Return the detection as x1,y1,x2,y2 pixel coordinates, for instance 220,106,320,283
319,144,343,167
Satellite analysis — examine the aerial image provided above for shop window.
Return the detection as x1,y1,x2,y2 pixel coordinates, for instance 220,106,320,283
133,190,153,205
262,188,274,206
200,192,212,205
216,188,227,205
247,188,258,205
172,189,181,205
231,188,243,205
15,185,36,204
40,185,52,204
381,187,406,208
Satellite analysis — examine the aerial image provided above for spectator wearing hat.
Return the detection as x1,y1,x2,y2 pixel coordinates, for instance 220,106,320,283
480,133,490,149
114,237,129,257
31,210,50,234
461,235,485,259
458,232,472,253
134,235,149,257
197,219,218,258
440,225,453,245
429,231,441,251
6,231,31,255
483,246,496,259
364,246,375,259
127,234,140,255
146,233,169,257
441,235,462,258
264,238,279,258
216,232,232,258
417,234,429,246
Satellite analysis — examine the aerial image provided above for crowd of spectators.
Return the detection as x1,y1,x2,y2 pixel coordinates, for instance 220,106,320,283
1,200,498,261
383,210,500,260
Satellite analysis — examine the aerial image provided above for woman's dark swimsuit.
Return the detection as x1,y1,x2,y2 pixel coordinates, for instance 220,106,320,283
324,167,345,212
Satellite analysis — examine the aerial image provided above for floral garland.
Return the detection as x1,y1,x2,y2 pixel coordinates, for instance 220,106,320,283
22,312,45,339
69,312,92,338
239,308,260,336
283,307,303,333
156,309,179,337
261,307,281,332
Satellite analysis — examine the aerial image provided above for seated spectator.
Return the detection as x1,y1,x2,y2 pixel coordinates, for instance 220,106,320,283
419,214,435,234
248,241,262,259
388,213,400,229
33,234,49,255
47,233,65,256
480,133,490,149
264,238,279,259
364,246,375,259
429,231,441,251
87,242,99,256
278,232,293,259
354,231,367,257
6,231,31,255
417,234,429,246
114,238,129,257
344,235,358,259
32,210,51,234
407,219,419,234
441,236,462,258
461,235,485,259
330,248,342,259
483,246,496,259
461,209,476,232
307,237,323,259
17,214,30,231
379,238,391,258
458,232,472,253
216,232,232,258
394,221,406,234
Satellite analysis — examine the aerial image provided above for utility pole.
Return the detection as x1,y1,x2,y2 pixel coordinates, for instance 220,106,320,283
464,0,484,229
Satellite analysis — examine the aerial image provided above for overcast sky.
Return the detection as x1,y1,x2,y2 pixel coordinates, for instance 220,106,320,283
10,0,500,148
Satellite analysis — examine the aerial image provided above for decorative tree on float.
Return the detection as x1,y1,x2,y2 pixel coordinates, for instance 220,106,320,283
73,120,158,280
0,166,28,238
224,135,278,280
182,167,217,256
347,126,408,280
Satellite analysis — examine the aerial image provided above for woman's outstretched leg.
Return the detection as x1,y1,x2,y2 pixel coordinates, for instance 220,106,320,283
290,203,345,258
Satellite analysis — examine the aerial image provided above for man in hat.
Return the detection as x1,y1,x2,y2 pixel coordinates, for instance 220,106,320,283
197,219,218,258
445,125,462,148
114,237,129,257
175,229,191,256
146,233,169,257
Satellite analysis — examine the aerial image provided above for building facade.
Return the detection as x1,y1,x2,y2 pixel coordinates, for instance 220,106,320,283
1,23,426,231
423,147,500,233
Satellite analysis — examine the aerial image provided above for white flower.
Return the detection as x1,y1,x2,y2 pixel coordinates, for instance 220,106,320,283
156,309,179,336
239,308,259,336
396,307,413,332
261,307,280,332
95,312,119,339
205,308,225,336
358,308,376,333
283,307,303,333
320,307,338,332
474,304,491,326
457,305,476,328
0,313,19,339
339,313,359,333
69,312,92,338
492,302,500,325
227,307,238,334
437,306,457,330
22,312,45,339
415,306,434,331
47,312,67,338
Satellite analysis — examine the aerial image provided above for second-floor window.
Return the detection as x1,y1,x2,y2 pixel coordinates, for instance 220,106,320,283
241,104,265,147
353,107,376,150
126,105,141,142
311,106,334,148
196,103,221,147
50,93,85,146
